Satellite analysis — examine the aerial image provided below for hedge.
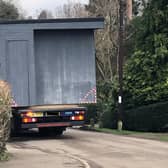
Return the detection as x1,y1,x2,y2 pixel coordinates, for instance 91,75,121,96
124,101,168,132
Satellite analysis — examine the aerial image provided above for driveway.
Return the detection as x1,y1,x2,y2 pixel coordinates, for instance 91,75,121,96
0,129,168,168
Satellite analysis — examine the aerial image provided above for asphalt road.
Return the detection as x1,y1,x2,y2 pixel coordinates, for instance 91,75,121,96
2,129,168,168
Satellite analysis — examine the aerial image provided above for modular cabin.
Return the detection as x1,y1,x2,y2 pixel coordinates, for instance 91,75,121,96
0,18,104,107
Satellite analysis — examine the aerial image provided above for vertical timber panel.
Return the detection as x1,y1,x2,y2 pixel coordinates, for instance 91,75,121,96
6,40,29,105
0,34,6,80
35,30,96,104
28,31,36,105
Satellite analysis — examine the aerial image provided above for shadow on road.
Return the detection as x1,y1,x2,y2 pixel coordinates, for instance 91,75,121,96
9,129,76,142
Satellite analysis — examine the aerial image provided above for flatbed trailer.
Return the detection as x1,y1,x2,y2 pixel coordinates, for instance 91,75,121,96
12,105,86,135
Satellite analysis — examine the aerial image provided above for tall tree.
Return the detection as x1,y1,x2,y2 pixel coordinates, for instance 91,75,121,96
0,0,19,20
38,9,53,19
124,0,168,107
55,1,88,18
126,0,133,23
38,10,47,19
132,0,148,16
86,0,119,81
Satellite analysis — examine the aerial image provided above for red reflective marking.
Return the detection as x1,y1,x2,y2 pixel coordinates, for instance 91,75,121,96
37,122,71,128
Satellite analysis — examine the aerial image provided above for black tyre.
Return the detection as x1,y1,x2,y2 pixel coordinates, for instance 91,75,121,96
39,127,50,136
52,127,64,136
39,127,65,136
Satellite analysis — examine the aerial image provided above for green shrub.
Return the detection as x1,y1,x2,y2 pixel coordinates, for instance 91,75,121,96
96,80,118,128
84,104,98,124
124,101,168,132
83,80,118,128
100,106,117,129
0,80,11,159
84,102,117,128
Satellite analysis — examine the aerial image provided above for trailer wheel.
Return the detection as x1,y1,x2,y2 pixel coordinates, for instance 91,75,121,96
10,118,21,137
39,127,64,136
52,127,64,136
39,128,50,136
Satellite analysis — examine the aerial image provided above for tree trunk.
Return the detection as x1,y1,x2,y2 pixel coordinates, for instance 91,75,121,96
126,0,133,23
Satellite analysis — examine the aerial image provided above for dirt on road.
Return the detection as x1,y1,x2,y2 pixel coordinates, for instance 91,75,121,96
1,129,168,168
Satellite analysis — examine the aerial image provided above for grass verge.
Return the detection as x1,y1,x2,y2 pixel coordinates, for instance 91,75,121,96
80,126,168,142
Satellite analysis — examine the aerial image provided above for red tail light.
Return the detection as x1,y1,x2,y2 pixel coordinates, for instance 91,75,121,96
71,115,84,121
22,117,37,123
75,111,85,115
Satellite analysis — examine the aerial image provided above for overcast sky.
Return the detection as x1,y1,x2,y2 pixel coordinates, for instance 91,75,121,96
19,0,89,18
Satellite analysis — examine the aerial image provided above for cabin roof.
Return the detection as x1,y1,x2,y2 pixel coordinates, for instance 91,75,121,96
0,17,103,24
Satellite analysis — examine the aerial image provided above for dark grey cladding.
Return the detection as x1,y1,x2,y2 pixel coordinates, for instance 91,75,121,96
0,18,104,106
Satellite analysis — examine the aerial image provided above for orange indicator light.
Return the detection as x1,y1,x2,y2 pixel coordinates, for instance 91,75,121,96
22,117,37,123
26,111,33,117
70,115,84,121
